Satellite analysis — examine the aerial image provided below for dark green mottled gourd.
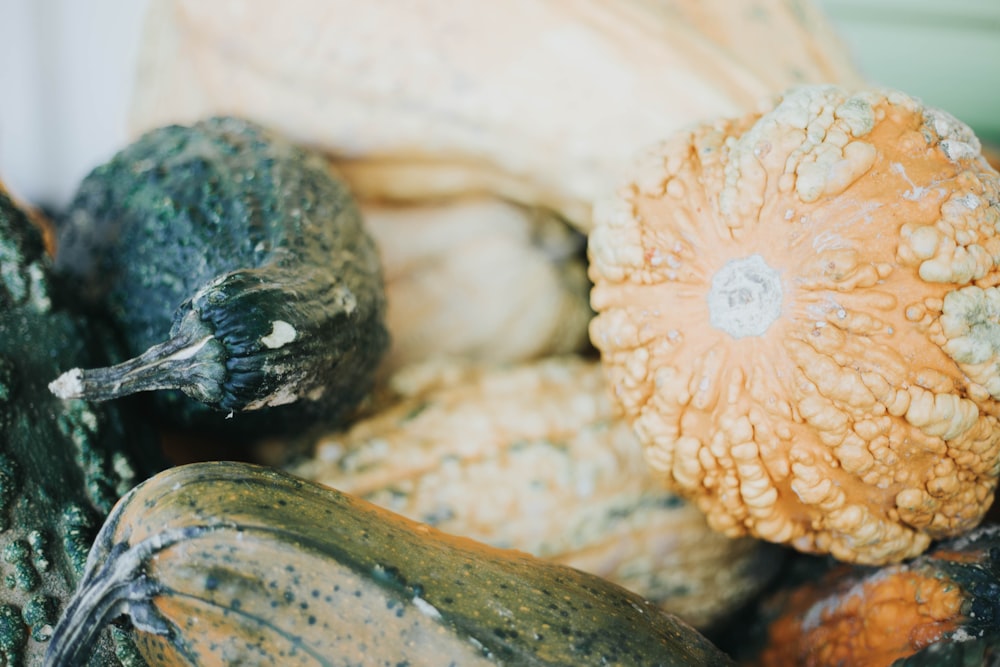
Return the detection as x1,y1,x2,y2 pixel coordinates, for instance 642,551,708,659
46,461,734,666
0,188,162,666
50,116,388,437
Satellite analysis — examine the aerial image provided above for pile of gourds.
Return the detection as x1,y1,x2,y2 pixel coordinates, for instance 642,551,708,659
2,1,999,665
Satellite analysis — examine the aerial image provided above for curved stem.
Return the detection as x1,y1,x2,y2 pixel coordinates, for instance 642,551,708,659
45,527,208,667
48,311,226,405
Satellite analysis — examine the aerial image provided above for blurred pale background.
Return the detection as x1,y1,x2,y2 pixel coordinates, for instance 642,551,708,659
1,0,998,209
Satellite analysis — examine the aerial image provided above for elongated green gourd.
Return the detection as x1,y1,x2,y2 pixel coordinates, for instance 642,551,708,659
45,461,735,666
0,187,163,666
49,116,388,436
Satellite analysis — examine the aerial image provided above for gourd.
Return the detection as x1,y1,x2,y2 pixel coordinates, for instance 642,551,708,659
588,84,1000,564
0,186,162,665
289,355,782,629
126,0,865,231
738,524,1000,667
45,460,736,666
49,116,389,437
362,198,592,374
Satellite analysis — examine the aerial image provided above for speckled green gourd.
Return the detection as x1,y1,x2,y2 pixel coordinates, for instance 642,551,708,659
46,461,734,666
50,116,388,437
0,190,162,666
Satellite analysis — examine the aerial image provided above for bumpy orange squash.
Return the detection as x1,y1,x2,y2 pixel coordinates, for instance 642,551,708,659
589,84,1000,564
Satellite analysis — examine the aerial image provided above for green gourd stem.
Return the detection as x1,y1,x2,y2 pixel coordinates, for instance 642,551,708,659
49,312,222,405
45,528,204,667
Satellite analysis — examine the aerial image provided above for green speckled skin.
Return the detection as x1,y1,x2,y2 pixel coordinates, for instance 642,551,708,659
0,191,162,665
48,462,735,666
55,116,388,437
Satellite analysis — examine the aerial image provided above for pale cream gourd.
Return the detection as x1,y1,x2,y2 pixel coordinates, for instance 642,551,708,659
289,356,781,629
589,84,1000,565
128,0,864,231
361,198,591,375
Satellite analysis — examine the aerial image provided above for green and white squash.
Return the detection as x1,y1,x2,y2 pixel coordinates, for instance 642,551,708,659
289,356,782,629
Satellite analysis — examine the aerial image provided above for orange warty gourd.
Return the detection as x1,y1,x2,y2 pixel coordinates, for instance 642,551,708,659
588,84,1000,564
746,525,1000,666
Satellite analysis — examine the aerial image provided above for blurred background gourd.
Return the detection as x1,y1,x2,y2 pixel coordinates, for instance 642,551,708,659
2,0,998,211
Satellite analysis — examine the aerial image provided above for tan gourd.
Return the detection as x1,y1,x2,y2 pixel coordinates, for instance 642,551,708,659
289,356,781,628
589,84,1000,565
361,198,591,374
128,0,864,231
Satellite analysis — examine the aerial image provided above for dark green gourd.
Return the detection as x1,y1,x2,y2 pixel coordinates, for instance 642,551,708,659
49,117,389,436
0,188,162,666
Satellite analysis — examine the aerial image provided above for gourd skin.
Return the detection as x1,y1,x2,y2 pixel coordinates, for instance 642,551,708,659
0,188,162,666
742,525,1000,667
127,0,864,231
589,85,1000,564
362,199,592,374
291,356,782,629
45,461,735,667
52,116,389,436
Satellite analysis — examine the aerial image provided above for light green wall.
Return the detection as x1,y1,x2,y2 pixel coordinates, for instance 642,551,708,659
819,0,1000,144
